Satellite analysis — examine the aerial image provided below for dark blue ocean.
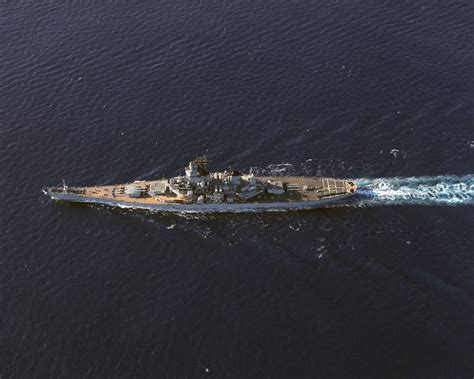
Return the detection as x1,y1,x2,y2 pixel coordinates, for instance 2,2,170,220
1,1,473,377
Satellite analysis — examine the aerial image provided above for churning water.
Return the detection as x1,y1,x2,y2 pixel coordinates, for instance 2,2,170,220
354,175,474,206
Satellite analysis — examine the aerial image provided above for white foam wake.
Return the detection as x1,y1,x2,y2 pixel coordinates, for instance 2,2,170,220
352,175,474,206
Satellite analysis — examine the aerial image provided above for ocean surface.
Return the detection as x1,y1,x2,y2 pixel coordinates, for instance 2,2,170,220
1,1,473,377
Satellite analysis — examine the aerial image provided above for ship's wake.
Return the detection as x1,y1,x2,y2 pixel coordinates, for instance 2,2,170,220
351,175,474,207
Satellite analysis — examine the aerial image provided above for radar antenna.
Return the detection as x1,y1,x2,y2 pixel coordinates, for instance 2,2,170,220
194,151,210,175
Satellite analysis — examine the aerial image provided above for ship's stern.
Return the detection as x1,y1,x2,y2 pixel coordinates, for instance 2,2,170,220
345,180,358,194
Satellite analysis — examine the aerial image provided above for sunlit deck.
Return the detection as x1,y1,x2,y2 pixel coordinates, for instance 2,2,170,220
53,176,356,205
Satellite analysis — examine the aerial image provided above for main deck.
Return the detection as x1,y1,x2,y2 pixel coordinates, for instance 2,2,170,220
47,176,356,206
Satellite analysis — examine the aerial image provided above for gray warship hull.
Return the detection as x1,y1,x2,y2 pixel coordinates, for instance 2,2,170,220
44,155,358,213
45,190,355,213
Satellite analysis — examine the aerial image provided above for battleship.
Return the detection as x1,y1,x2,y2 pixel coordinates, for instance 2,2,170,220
44,155,358,213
